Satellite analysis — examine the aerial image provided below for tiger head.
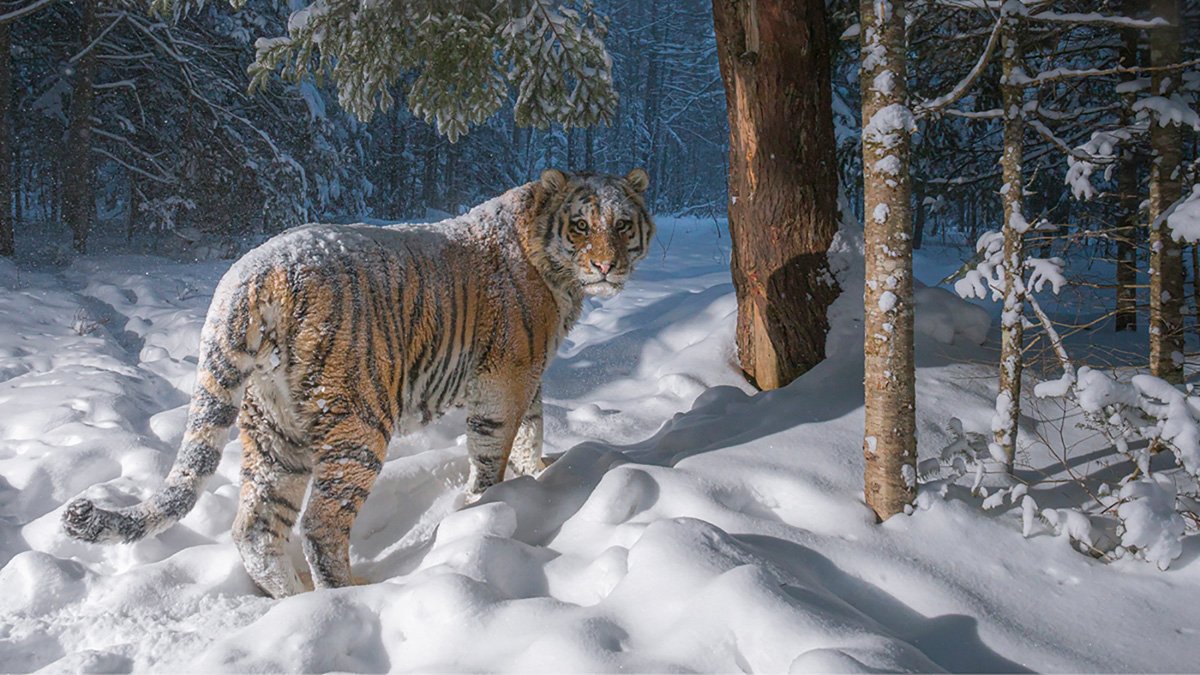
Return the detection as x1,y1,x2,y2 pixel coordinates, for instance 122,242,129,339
538,168,655,299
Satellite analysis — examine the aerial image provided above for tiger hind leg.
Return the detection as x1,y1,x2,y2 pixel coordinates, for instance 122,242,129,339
301,415,388,590
232,398,312,599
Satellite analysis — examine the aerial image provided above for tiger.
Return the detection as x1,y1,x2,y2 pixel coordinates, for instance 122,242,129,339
61,168,655,598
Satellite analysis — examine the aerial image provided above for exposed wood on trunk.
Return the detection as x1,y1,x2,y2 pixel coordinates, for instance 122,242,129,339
860,0,917,519
711,0,840,390
1147,0,1184,383
63,0,98,253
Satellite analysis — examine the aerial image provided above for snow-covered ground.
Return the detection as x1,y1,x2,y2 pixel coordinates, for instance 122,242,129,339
1,217,1199,672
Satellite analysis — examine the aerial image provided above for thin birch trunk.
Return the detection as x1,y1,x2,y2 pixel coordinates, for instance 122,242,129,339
1147,0,1184,383
860,0,916,519
994,10,1028,473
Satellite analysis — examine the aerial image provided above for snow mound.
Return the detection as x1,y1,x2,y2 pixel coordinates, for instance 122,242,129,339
914,286,990,345
1,218,1198,672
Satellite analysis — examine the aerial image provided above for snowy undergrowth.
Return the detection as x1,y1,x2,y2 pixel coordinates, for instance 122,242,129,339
1,219,1199,672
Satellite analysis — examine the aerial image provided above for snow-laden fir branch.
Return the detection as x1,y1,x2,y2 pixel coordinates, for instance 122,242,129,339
1166,186,1200,243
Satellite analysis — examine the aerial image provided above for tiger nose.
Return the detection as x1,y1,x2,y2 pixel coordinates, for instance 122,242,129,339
591,260,613,275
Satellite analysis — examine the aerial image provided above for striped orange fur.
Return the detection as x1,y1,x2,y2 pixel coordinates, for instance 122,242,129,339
62,169,654,597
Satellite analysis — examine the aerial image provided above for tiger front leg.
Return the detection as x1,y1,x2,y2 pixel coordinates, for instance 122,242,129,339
507,386,545,478
464,377,537,502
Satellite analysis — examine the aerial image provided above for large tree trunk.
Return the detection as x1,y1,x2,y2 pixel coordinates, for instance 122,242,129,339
712,0,839,390
993,13,1027,473
0,21,13,257
63,0,98,254
1148,0,1184,383
860,0,916,519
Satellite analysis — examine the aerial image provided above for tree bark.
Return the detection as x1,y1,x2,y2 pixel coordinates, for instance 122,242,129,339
643,1,663,209
584,125,594,170
1192,246,1200,336
1148,0,1184,383
860,0,916,519
712,0,839,390
390,109,407,216
421,128,439,210
0,21,13,257
63,0,98,254
994,11,1027,472
565,127,576,170
912,179,926,251
1115,4,1140,332
126,173,138,244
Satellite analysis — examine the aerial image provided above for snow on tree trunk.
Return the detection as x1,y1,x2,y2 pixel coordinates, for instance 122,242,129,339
63,0,98,254
1147,0,1184,384
711,0,840,390
993,11,1028,473
1115,16,1140,333
0,20,12,257
860,0,916,519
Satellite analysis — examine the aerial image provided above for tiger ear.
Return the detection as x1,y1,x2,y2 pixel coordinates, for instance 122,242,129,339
625,168,649,193
540,168,568,192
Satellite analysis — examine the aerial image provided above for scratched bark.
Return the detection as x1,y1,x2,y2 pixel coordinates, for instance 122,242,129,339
711,0,839,390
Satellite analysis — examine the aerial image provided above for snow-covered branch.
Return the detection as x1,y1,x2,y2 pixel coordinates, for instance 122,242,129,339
1023,11,1168,29
1028,118,1118,165
913,15,1003,118
0,0,55,25
1006,59,1200,88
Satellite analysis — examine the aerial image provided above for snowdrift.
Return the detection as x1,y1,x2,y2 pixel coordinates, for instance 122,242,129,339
1,219,1198,672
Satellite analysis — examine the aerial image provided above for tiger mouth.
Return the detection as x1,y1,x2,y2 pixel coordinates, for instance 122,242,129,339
582,280,622,297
